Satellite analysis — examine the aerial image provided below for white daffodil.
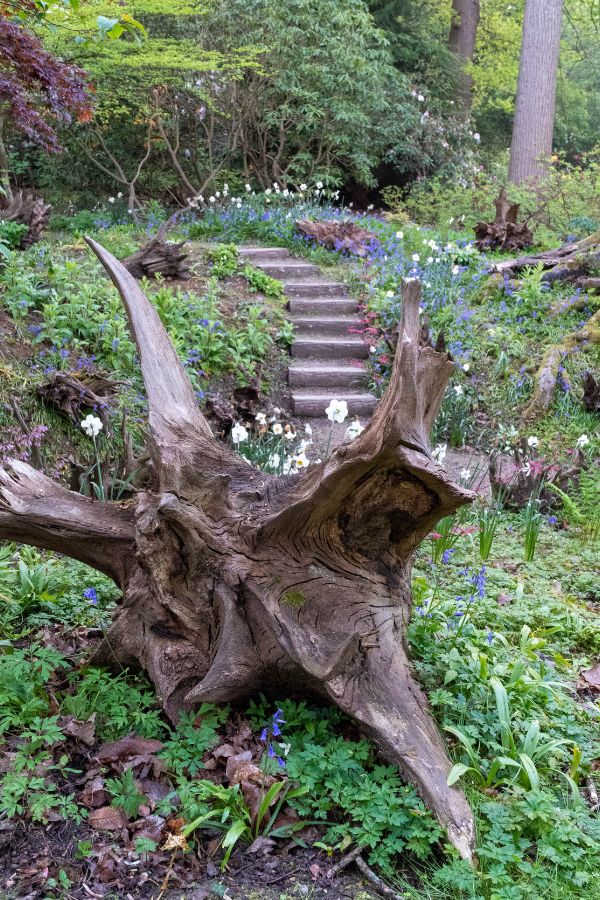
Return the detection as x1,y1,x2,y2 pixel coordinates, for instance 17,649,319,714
284,429,296,441
452,265,460,275
208,196,216,203
396,231,403,239
386,290,394,298
460,468,471,481
316,181,323,189
454,384,464,396
412,253,420,262
272,423,283,435
432,443,447,464
299,183,307,192
304,423,313,436
245,183,252,192
108,197,115,204
293,451,310,469
268,452,280,469
231,423,248,444
81,415,103,438
462,363,470,372
326,399,348,423
346,418,364,440
527,436,539,448
255,412,267,426
576,434,589,449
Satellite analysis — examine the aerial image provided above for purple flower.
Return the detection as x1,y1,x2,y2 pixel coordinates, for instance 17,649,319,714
486,631,494,645
441,548,456,564
83,587,98,605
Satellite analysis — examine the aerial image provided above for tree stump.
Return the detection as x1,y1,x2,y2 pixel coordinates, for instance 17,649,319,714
1,190,51,248
296,220,379,256
0,240,476,860
121,236,190,279
474,189,533,251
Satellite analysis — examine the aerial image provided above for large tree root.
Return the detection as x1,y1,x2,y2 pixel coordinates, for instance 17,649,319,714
492,229,600,287
521,308,600,422
0,245,476,861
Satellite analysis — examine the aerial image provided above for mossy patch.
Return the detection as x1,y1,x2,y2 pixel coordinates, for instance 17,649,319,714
281,589,306,608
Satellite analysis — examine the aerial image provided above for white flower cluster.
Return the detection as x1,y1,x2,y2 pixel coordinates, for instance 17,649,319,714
80,415,103,438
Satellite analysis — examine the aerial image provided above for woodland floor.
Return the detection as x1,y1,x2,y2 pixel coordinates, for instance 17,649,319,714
0,214,598,900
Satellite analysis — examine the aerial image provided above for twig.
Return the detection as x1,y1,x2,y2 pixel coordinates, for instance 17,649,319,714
9,396,43,470
154,849,177,900
587,776,599,811
327,844,363,877
355,856,405,900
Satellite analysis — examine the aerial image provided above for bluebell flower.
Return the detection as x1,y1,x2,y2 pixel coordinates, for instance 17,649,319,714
83,587,98,605
441,548,456,564
486,631,494,645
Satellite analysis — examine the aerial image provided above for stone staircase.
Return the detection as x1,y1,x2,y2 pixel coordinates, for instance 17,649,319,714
239,246,377,417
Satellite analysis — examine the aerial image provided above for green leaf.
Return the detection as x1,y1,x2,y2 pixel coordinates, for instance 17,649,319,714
447,763,472,786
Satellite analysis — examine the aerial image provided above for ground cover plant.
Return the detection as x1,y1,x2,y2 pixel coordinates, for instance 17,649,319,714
0,187,598,899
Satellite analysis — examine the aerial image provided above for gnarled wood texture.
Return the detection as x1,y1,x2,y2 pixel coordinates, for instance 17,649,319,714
0,242,476,861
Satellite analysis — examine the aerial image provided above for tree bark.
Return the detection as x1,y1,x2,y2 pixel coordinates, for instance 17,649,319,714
508,0,563,184
448,0,480,111
0,242,476,861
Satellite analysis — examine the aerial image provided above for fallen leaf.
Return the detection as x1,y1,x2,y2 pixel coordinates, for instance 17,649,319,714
247,836,275,855
60,714,96,747
80,776,108,809
96,735,164,765
89,806,128,831
496,593,511,606
581,662,600,690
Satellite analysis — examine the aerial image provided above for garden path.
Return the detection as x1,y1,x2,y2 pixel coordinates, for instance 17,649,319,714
239,246,377,417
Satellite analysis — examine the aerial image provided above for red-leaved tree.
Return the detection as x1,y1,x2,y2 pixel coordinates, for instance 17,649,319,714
0,3,91,199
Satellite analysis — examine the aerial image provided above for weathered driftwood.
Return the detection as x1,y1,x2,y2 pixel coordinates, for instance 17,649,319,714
296,220,379,256
0,242,476,861
121,237,190,279
37,372,121,431
582,372,600,413
521,308,600,423
0,191,51,247
492,229,600,287
474,189,533,252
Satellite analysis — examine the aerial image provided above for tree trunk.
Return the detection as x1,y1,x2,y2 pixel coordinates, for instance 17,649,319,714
508,0,563,184
0,241,476,861
448,0,480,111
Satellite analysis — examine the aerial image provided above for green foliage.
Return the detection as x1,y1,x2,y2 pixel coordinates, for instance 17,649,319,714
180,778,309,869
241,264,284,298
63,669,167,742
0,643,67,735
287,736,443,871
105,768,145,819
208,243,239,278
160,705,230,777
0,220,27,250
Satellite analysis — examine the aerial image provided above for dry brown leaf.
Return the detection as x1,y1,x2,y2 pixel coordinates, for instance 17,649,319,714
581,662,600,690
88,806,128,831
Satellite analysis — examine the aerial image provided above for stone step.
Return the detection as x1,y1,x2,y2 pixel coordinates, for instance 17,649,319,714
294,316,362,337
292,337,368,359
292,392,377,417
289,297,358,316
256,261,320,280
238,247,290,261
285,281,347,298
289,361,367,389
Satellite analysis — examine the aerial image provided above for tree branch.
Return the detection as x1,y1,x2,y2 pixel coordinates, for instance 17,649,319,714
0,459,135,584
84,239,246,486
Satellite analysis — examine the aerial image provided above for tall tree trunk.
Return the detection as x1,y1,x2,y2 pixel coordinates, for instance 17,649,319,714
448,0,480,111
508,0,563,184
0,115,14,204
0,242,476,862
